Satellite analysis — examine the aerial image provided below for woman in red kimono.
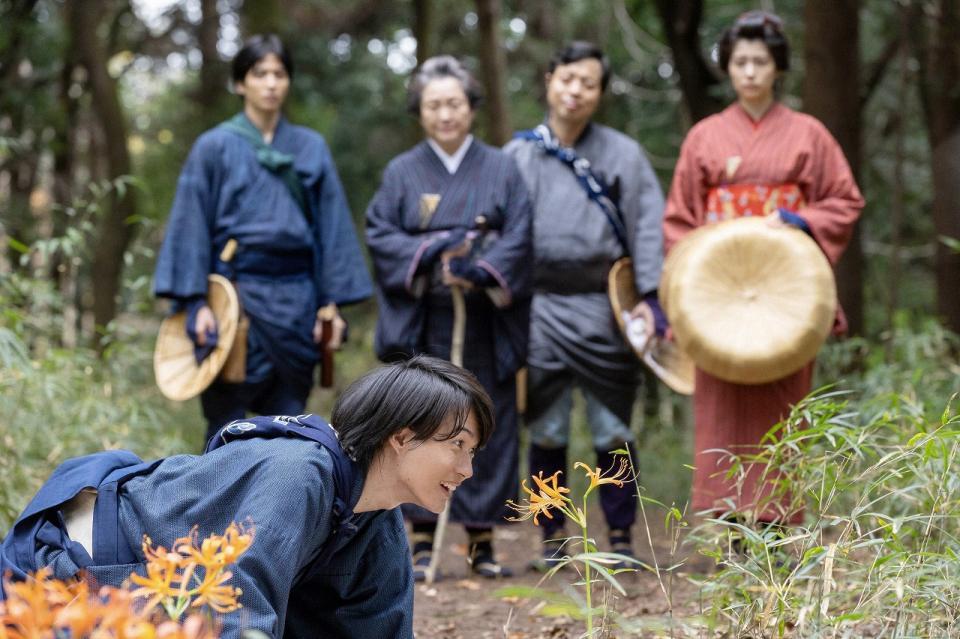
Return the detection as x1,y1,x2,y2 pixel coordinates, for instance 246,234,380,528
663,11,864,524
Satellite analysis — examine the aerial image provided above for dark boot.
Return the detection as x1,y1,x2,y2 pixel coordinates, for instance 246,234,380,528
410,522,436,582
467,527,513,578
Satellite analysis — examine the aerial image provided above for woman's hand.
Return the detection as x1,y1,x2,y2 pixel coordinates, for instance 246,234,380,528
193,305,218,346
441,240,474,289
765,210,788,229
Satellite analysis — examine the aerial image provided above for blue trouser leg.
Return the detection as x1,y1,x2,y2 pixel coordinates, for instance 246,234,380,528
200,374,310,445
595,442,639,531
528,443,568,538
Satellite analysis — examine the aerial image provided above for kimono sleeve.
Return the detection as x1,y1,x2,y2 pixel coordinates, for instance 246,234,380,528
663,130,708,254
312,141,373,306
365,160,442,297
153,136,219,300
473,158,533,308
622,143,665,295
801,123,864,265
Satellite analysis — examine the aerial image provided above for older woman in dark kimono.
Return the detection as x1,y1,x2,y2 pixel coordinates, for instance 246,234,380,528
366,55,533,579
663,12,863,525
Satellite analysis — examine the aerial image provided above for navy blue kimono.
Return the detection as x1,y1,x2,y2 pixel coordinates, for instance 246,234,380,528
365,140,533,526
154,114,372,432
0,416,413,639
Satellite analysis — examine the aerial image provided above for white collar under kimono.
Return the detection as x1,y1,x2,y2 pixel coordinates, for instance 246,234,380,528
427,135,474,174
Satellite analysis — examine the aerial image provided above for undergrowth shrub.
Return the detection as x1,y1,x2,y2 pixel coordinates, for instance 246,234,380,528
0,323,202,532
684,322,960,637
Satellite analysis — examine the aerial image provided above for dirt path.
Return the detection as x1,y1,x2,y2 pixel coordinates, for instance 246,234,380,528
412,515,708,638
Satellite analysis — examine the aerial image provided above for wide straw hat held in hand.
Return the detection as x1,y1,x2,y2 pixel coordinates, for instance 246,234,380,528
661,216,836,385
154,274,240,401
609,257,695,395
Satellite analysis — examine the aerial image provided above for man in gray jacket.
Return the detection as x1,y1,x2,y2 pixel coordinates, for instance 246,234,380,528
504,41,665,569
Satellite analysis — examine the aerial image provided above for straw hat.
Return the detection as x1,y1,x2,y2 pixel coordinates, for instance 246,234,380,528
154,274,240,401
609,258,695,395
661,216,836,385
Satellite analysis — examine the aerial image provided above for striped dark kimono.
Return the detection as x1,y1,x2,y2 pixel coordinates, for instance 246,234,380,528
366,140,533,526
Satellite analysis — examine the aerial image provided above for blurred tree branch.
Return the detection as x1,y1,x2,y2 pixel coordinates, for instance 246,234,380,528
65,0,138,349
475,0,511,145
651,0,723,124
916,0,960,333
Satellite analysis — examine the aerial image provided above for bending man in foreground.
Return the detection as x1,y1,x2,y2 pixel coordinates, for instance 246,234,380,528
1,356,493,638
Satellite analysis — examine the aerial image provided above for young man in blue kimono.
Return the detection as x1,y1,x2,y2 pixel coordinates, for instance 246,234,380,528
154,35,372,441
1,356,493,639
504,42,666,569
366,56,533,579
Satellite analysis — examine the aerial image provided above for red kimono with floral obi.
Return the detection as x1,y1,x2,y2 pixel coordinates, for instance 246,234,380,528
663,102,863,523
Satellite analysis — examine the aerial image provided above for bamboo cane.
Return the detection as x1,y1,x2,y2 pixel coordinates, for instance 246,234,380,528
424,284,466,585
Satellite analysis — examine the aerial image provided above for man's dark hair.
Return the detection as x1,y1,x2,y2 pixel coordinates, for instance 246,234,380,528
232,34,294,83
331,355,494,468
407,55,483,115
717,11,790,73
548,41,611,91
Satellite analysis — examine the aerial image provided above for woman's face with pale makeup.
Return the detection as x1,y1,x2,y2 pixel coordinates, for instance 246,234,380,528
727,39,778,105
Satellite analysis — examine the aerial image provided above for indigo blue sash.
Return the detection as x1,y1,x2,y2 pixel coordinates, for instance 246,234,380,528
514,124,630,254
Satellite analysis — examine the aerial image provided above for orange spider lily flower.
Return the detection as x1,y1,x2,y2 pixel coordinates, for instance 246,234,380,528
575,457,631,491
130,556,181,612
179,523,254,570
507,471,571,525
190,567,242,613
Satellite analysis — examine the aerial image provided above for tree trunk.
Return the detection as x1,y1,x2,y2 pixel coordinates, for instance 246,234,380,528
66,0,137,348
652,0,723,125
918,0,960,334
413,0,433,67
195,0,222,112
475,0,511,145
242,0,284,36
803,0,864,335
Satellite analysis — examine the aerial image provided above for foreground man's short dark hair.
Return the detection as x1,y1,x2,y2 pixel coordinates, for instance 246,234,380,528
331,355,494,467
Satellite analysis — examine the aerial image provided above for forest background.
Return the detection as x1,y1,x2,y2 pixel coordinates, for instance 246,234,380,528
2,0,959,525
2,0,960,635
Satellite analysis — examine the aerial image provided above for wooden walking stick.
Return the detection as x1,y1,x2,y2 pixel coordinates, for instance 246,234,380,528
424,279,467,584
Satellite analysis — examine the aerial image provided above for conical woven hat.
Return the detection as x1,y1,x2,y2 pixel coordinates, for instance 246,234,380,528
154,274,240,401
609,258,695,395
661,216,836,385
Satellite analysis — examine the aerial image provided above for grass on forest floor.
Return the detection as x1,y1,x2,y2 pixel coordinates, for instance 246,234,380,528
3,288,959,638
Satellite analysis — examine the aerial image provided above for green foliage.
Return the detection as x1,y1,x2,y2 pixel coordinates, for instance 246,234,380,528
687,393,960,637
665,324,960,637
0,177,204,533
0,322,203,533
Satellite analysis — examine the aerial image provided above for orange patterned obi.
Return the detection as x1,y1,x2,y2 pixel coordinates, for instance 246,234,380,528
705,183,806,224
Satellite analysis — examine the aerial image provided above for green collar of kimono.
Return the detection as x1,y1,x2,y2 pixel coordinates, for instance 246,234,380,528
221,113,310,221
